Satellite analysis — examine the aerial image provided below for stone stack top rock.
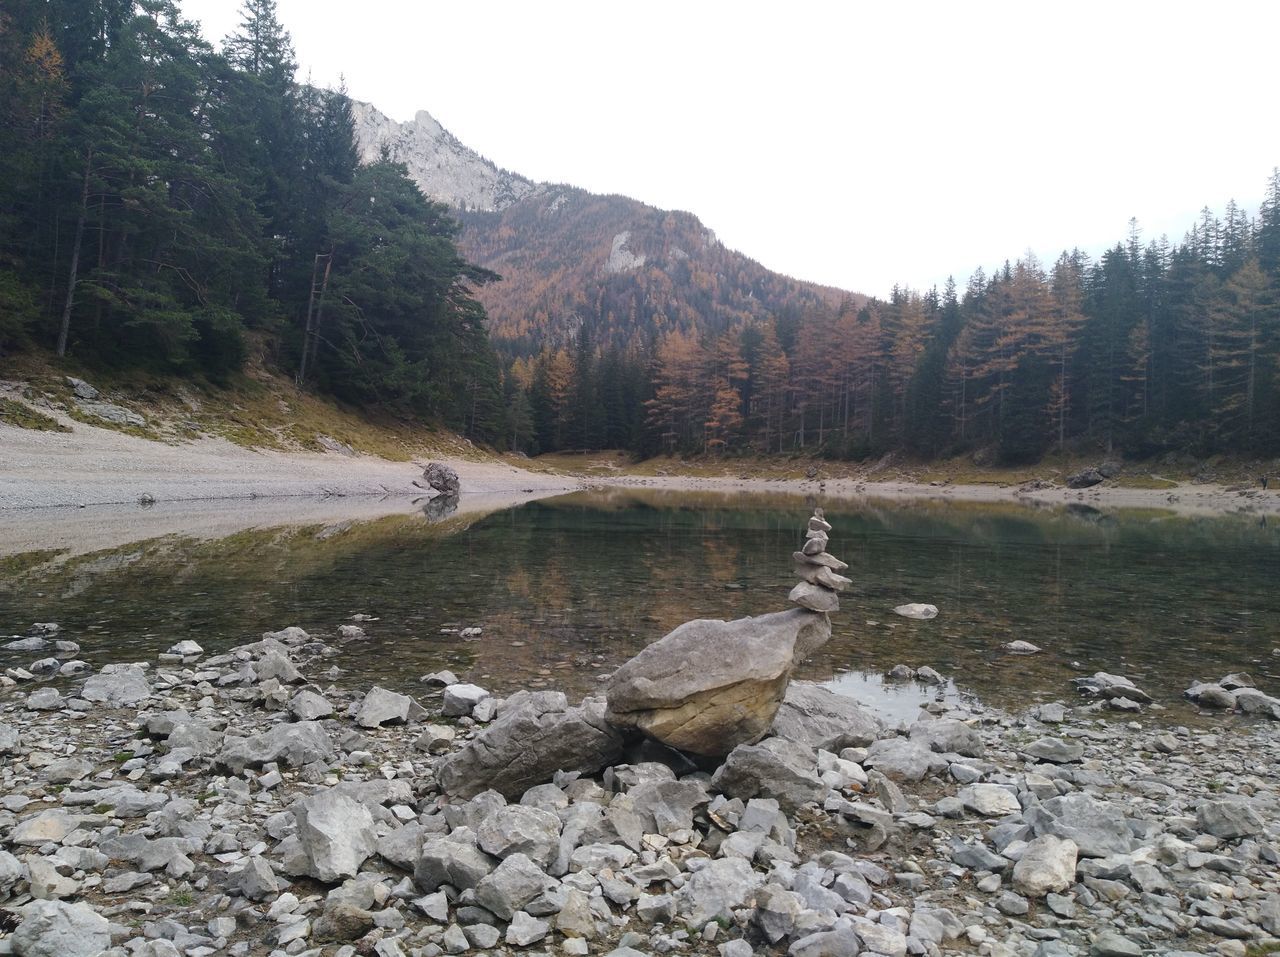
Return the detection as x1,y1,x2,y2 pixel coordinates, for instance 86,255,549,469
790,509,850,613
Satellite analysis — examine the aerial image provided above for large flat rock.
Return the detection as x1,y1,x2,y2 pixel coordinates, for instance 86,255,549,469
605,609,831,757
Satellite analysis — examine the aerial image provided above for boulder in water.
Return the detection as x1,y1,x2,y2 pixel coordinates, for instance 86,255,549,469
893,603,938,620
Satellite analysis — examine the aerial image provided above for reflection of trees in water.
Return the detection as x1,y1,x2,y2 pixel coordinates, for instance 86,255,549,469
1,493,1276,707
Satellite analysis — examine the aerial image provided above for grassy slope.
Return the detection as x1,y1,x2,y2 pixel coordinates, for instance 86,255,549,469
0,352,487,463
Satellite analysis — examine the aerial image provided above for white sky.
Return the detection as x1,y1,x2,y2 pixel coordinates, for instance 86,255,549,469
180,0,1280,298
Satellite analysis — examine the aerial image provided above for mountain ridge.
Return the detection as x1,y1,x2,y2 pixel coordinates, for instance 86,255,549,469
350,101,863,351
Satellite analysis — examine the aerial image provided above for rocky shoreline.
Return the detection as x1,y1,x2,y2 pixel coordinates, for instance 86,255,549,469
0,621,1277,957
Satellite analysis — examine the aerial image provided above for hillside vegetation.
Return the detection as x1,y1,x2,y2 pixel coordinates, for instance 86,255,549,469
0,0,508,444
3,1,1277,471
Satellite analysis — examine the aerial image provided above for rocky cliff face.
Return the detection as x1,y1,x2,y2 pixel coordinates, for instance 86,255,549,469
350,101,537,212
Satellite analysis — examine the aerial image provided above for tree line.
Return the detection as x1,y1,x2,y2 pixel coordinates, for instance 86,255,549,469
3,2,1275,465
508,180,1280,463
0,0,507,441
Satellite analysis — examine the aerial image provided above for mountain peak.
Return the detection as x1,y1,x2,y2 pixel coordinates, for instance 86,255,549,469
350,101,536,212
350,100,861,352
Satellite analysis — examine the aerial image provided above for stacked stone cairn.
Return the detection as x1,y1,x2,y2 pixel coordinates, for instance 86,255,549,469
789,508,852,612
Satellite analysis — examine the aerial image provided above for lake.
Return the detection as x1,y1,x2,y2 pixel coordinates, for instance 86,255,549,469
2,489,1277,725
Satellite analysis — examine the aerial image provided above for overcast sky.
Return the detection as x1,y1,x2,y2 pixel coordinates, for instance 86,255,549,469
180,0,1280,298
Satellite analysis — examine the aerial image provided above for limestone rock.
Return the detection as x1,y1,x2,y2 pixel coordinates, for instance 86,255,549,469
1197,797,1264,840
909,718,985,757
770,681,882,751
505,911,549,947
1073,672,1152,704
605,608,831,757
794,564,853,591
1023,736,1084,763
1236,688,1280,720
441,683,490,717
230,856,279,901
80,663,151,705
675,857,762,929
1012,835,1078,897
436,692,623,800
292,789,377,882
289,689,334,721
423,462,461,495
477,805,561,867
474,853,556,921
1185,682,1237,709
958,783,1021,817
415,835,496,891
1004,640,1041,654
788,581,839,613
218,721,333,773
1026,793,1131,858
864,738,948,783
11,900,110,957
356,686,412,728
893,603,938,620
710,737,825,812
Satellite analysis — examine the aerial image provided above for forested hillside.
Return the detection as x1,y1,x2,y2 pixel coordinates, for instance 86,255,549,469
515,190,1280,463
458,188,850,354
2,2,1276,467
0,0,508,441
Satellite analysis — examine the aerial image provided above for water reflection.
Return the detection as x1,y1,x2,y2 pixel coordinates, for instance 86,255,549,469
1,489,1277,722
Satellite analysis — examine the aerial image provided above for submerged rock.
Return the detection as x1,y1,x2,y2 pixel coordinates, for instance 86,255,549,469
893,603,938,620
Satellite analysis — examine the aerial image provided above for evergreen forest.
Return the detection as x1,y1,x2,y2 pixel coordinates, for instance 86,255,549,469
0,0,507,440
2,1,1278,464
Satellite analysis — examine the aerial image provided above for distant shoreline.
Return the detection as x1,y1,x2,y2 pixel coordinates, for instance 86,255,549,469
584,472,1280,518
3,416,1277,560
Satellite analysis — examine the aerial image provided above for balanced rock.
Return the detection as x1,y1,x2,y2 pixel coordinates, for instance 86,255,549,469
789,581,839,612
788,509,846,613
606,608,831,757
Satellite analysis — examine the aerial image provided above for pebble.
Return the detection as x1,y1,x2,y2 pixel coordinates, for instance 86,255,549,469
0,621,1271,957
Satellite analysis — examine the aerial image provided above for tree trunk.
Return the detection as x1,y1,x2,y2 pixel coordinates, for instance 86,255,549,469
56,147,92,358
